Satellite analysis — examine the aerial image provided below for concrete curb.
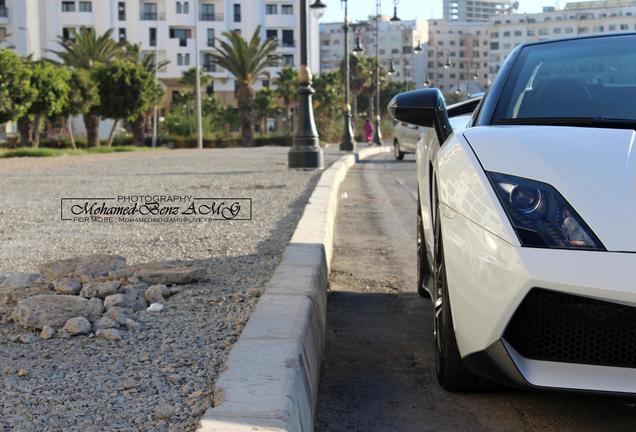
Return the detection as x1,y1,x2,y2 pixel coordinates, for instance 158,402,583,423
198,146,390,432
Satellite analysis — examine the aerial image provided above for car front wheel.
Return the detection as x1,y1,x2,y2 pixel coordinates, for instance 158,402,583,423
433,203,498,392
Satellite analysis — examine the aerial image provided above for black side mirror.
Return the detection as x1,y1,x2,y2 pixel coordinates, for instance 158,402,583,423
388,88,452,143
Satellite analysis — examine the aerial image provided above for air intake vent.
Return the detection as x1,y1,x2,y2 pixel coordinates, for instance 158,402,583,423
504,288,636,369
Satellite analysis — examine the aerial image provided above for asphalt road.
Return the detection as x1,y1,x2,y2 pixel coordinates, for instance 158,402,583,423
315,152,636,432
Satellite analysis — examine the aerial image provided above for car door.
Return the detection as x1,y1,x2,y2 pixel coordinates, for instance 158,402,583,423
402,123,420,153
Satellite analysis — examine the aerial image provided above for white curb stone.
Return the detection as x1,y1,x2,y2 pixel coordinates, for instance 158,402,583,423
198,146,390,432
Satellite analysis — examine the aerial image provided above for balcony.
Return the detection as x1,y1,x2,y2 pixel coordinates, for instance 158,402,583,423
200,13,223,21
0,6,7,18
203,63,216,72
281,40,296,48
140,12,166,20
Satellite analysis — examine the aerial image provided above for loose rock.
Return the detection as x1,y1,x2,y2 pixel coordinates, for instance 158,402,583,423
10,333,37,344
39,254,126,279
96,328,122,341
12,295,94,329
144,284,169,304
104,307,130,325
53,278,81,295
135,266,203,285
17,368,28,377
95,316,119,330
63,317,92,336
80,281,120,299
125,318,141,332
147,303,164,313
0,273,53,305
40,325,55,340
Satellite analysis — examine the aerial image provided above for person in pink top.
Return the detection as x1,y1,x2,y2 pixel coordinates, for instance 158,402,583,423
363,118,374,143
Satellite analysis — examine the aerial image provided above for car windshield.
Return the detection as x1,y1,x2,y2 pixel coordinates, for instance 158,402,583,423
492,34,636,124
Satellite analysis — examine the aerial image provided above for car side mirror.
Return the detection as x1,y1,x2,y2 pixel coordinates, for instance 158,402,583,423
388,88,452,143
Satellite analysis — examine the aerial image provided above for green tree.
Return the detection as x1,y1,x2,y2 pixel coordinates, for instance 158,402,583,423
18,61,71,147
208,26,279,146
443,91,469,105
343,54,374,124
52,28,123,146
274,66,297,132
59,69,100,149
93,60,163,146
0,49,35,124
179,67,213,89
313,71,344,143
254,87,281,134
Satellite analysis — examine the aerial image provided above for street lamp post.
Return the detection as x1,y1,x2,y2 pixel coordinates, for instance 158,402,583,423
372,0,383,146
193,0,203,149
288,0,326,169
339,0,355,152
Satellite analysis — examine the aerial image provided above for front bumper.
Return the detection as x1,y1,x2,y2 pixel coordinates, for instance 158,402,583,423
441,205,636,393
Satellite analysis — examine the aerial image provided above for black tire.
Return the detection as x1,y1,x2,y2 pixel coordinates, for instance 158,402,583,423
417,195,431,298
394,140,405,160
433,203,498,392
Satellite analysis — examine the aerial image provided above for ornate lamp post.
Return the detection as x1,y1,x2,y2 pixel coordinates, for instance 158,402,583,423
288,0,327,169
340,0,355,152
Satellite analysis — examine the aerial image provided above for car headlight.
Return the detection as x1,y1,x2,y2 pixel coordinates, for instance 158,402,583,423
487,172,604,251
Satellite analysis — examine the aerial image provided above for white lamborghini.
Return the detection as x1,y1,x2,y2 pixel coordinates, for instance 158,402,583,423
389,33,636,394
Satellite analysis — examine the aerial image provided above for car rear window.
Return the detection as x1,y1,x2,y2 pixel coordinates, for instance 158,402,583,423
492,34,636,122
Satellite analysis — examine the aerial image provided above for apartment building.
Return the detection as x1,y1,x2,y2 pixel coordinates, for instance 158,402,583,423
319,16,429,88
0,0,320,106
487,0,636,80
443,0,513,22
427,19,489,93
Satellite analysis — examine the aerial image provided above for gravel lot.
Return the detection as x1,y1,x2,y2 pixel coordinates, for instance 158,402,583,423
0,147,333,431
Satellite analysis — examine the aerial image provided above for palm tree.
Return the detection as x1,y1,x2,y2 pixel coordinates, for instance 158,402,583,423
343,54,374,129
274,66,297,132
208,26,279,147
52,28,122,146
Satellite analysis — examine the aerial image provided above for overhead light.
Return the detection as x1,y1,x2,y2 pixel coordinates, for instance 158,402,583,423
388,59,397,75
414,40,423,53
309,0,327,19
353,36,364,55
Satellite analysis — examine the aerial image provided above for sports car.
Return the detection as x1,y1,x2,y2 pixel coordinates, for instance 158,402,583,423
388,33,636,394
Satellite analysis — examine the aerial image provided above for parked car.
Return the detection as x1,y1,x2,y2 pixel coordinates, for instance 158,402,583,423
392,121,419,160
389,33,636,394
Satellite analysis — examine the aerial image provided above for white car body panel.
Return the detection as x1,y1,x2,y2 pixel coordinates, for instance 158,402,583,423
464,125,636,252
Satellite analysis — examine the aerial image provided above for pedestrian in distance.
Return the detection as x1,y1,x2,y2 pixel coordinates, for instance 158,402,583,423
364,118,374,144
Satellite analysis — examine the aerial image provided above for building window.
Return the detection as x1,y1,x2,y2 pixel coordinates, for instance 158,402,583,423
0,27,7,39
281,29,294,47
177,54,183,66
62,27,75,40
554,27,562,34
283,54,294,66
514,30,522,36
266,29,277,41
527,29,535,36
565,27,573,33
142,3,157,20
118,28,126,41
266,4,277,14
185,53,190,65
149,27,157,46
176,1,182,13
62,1,76,12
200,3,215,20
169,28,191,46
620,24,629,30
233,4,241,22
207,28,215,47
118,1,126,20
79,1,92,12
281,4,293,14
183,1,189,13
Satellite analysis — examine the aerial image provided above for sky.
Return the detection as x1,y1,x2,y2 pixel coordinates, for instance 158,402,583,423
321,0,587,23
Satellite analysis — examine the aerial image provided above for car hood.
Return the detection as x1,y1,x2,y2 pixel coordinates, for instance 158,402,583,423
464,125,636,252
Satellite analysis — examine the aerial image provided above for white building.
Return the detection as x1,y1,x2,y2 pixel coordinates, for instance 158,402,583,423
0,0,320,107
443,0,513,22
319,16,429,88
427,19,489,94
487,0,636,80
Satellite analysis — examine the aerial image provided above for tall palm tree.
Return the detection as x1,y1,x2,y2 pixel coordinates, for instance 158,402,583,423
208,26,279,147
274,66,297,133
52,28,122,146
